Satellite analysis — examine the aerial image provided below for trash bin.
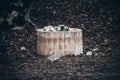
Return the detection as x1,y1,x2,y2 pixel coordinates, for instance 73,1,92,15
37,28,83,56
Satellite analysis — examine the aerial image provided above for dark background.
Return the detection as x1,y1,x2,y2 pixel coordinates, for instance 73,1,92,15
0,0,120,80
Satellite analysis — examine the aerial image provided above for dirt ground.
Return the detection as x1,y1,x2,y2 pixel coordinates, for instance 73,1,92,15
0,22,120,80
0,0,120,80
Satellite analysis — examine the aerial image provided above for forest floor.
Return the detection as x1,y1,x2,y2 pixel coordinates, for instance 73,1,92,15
0,23,120,80
0,0,120,80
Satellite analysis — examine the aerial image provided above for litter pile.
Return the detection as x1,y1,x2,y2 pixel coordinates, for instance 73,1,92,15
43,25,69,32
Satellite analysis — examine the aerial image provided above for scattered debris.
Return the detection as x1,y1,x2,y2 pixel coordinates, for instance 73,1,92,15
95,53,98,56
86,51,92,56
47,53,61,61
20,46,26,51
12,26,25,30
92,48,99,51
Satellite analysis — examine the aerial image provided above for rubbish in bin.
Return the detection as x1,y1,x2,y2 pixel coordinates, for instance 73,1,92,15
47,53,61,61
54,26,60,31
43,25,69,32
58,25,69,31
59,25,65,31
44,25,57,32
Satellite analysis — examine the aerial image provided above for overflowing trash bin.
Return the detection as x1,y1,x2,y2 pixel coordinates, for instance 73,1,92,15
37,25,83,56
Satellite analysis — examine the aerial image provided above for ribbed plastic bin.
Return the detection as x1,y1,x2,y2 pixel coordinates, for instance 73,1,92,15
37,28,83,56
